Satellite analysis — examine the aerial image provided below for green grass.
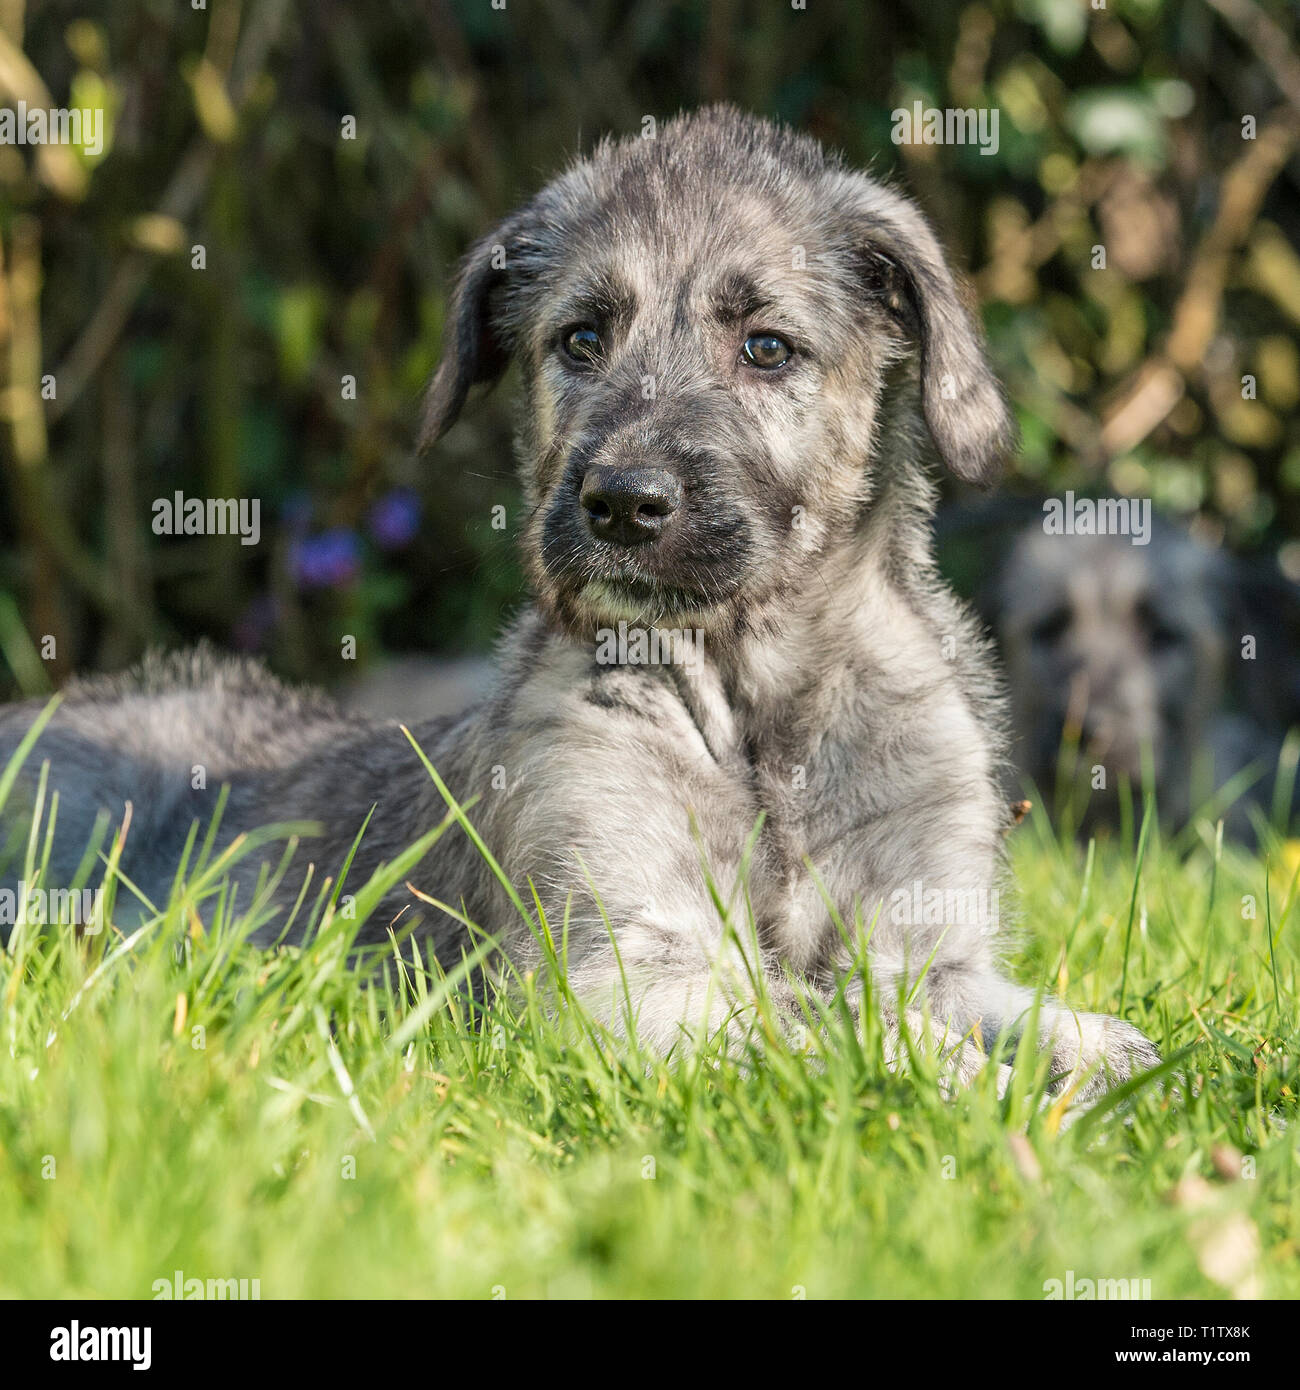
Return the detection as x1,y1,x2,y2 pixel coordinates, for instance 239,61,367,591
0,737,1296,1300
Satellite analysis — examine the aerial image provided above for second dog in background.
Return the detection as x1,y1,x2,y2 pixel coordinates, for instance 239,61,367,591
987,514,1300,841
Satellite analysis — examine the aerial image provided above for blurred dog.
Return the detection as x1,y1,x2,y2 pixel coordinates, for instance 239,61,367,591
0,108,1157,1095
988,515,1300,839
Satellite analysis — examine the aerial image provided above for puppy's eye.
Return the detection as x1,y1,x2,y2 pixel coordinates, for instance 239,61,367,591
741,333,792,370
561,326,603,365
1137,600,1182,651
1030,609,1069,646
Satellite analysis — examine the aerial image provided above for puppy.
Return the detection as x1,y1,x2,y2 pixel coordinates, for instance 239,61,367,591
0,108,1158,1095
991,515,1300,839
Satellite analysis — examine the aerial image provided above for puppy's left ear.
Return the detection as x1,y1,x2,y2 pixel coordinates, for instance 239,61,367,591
850,187,1017,486
420,210,531,452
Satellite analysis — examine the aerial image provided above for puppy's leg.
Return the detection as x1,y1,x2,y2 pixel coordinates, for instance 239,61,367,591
838,971,1012,1096
556,929,803,1055
924,965,1159,1102
564,954,747,1053
564,937,1012,1096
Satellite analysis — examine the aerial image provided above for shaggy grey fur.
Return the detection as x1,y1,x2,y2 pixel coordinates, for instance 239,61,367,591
0,108,1157,1096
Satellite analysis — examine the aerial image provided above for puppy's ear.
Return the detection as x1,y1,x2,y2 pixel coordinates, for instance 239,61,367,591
851,188,1016,486
420,214,528,451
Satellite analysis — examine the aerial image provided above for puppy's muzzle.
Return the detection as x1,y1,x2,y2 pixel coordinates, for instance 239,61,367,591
580,465,682,547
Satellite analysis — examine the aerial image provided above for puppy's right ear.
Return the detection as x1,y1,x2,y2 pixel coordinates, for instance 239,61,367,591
420,216,527,451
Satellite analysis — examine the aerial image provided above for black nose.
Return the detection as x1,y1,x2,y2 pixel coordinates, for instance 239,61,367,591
580,465,681,546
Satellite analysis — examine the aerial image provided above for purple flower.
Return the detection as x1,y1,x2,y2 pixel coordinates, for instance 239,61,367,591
367,488,421,550
290,528,362,590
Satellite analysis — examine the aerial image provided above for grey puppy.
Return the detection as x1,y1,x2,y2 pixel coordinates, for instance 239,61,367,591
992,517,1299,839
0,108,1157,1095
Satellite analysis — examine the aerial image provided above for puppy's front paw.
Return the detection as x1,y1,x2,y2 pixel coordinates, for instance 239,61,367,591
1051,1012,1159,1102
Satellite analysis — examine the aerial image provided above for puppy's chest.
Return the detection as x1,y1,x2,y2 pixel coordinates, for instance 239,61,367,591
505,657,955,915
562,664,896,827
572,672,878,856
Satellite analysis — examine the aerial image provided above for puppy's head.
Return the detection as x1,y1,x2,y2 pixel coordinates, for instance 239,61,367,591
423,107,1015,639
993,523,1229,808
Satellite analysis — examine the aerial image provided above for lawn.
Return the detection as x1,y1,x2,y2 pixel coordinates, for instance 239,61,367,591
0,736,1295,1301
